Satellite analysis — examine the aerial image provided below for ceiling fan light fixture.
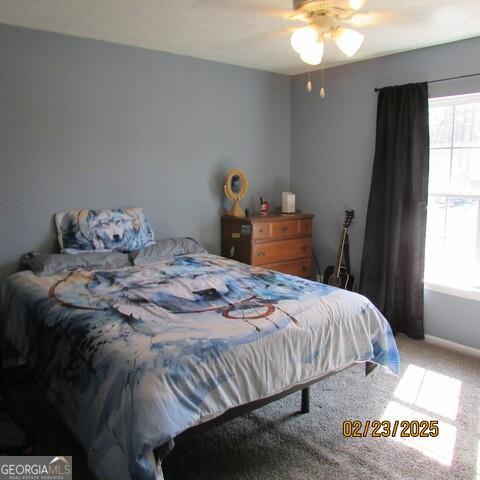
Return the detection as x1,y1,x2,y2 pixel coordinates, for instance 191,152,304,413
332,26,364,57
349,0,365,10
300,41,324,66
290,25,319,54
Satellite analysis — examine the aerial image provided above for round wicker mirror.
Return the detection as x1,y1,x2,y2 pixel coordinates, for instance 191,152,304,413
224,169,248,217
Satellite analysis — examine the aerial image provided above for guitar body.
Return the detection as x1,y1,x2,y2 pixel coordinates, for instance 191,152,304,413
323,210,356,292
323,265,355,291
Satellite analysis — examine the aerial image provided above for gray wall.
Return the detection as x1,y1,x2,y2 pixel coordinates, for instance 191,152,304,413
424,290,480,350
291,37,480,349
0,24,291,281
1,23,479,349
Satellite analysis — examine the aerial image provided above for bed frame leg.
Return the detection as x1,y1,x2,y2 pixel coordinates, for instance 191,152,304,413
301,387,310,414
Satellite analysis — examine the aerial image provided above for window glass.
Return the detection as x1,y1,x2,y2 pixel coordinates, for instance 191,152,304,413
453,102,480,147
429,105,453,148
426,94,480,290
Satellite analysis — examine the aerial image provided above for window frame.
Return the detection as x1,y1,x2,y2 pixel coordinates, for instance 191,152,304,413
424,281,480,302
425,93,480,298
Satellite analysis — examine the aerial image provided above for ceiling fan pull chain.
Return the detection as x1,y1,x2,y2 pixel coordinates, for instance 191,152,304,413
307,70,313,93
320,67,326,98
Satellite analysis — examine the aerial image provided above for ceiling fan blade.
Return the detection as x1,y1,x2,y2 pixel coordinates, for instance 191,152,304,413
288,11,311,22
191,0,290,17
344,11,393,28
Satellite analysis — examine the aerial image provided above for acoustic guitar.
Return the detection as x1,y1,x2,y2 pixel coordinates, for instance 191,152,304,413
324,210,355,291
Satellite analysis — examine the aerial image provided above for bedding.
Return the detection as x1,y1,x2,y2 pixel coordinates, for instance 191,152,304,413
1,253,399,480
55,207,155,253
21,251,131,276
130,237,207,265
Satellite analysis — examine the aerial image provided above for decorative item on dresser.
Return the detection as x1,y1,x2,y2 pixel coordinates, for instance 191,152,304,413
224,169,248,218
221,213,314,279
282,192,296,214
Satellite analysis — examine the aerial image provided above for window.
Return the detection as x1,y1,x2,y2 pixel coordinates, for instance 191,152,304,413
425,93,480,292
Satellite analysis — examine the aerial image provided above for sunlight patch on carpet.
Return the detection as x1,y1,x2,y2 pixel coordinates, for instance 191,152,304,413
382,400,456,466
393,364,461,420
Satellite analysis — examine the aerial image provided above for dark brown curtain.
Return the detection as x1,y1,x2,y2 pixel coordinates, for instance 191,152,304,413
360,83,429,339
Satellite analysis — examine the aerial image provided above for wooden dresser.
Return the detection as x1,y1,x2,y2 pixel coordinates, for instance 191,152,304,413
221,213,314,279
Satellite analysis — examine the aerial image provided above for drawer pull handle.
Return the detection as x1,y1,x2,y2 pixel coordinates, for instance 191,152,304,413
302,266,307,272
281,226,289,233
257,252,266,257
259,229,263,233
301,245,308,251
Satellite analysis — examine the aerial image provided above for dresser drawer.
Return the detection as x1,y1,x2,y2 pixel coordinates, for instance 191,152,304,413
252,222,270,240
265,258,312,278
270,220,300,239
252,238,312,266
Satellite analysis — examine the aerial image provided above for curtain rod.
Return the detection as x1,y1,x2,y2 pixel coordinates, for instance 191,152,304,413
374,72,480,92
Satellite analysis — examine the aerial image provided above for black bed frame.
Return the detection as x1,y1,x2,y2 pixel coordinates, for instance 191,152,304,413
154,363,363,472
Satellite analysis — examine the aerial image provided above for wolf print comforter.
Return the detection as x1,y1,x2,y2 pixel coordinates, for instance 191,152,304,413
1,254,400,480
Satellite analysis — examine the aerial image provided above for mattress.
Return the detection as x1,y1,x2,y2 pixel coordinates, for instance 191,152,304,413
0,253,400,480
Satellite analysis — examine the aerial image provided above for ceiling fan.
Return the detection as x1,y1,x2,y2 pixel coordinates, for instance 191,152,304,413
289,0,367,66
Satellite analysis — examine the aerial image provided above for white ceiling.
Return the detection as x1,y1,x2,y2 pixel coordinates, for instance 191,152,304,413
1,0,480,75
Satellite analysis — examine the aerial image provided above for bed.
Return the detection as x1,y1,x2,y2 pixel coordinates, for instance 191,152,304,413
0,209,399,480
1,249,399,480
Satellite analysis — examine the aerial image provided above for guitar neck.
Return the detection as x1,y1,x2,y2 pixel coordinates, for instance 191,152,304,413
343,232,351,272
334,228,348,276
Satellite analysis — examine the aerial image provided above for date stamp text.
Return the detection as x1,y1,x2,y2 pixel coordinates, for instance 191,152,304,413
343,420,439,438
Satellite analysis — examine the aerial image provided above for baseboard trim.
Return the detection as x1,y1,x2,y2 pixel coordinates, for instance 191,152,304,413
424,335,480,359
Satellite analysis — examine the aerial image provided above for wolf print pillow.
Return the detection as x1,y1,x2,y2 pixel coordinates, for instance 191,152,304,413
55,208,155,253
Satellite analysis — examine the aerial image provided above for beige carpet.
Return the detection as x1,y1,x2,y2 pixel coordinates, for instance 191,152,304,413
5,336,480,480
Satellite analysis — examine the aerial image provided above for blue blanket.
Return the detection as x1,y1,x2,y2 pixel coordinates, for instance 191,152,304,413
1,254,399,480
